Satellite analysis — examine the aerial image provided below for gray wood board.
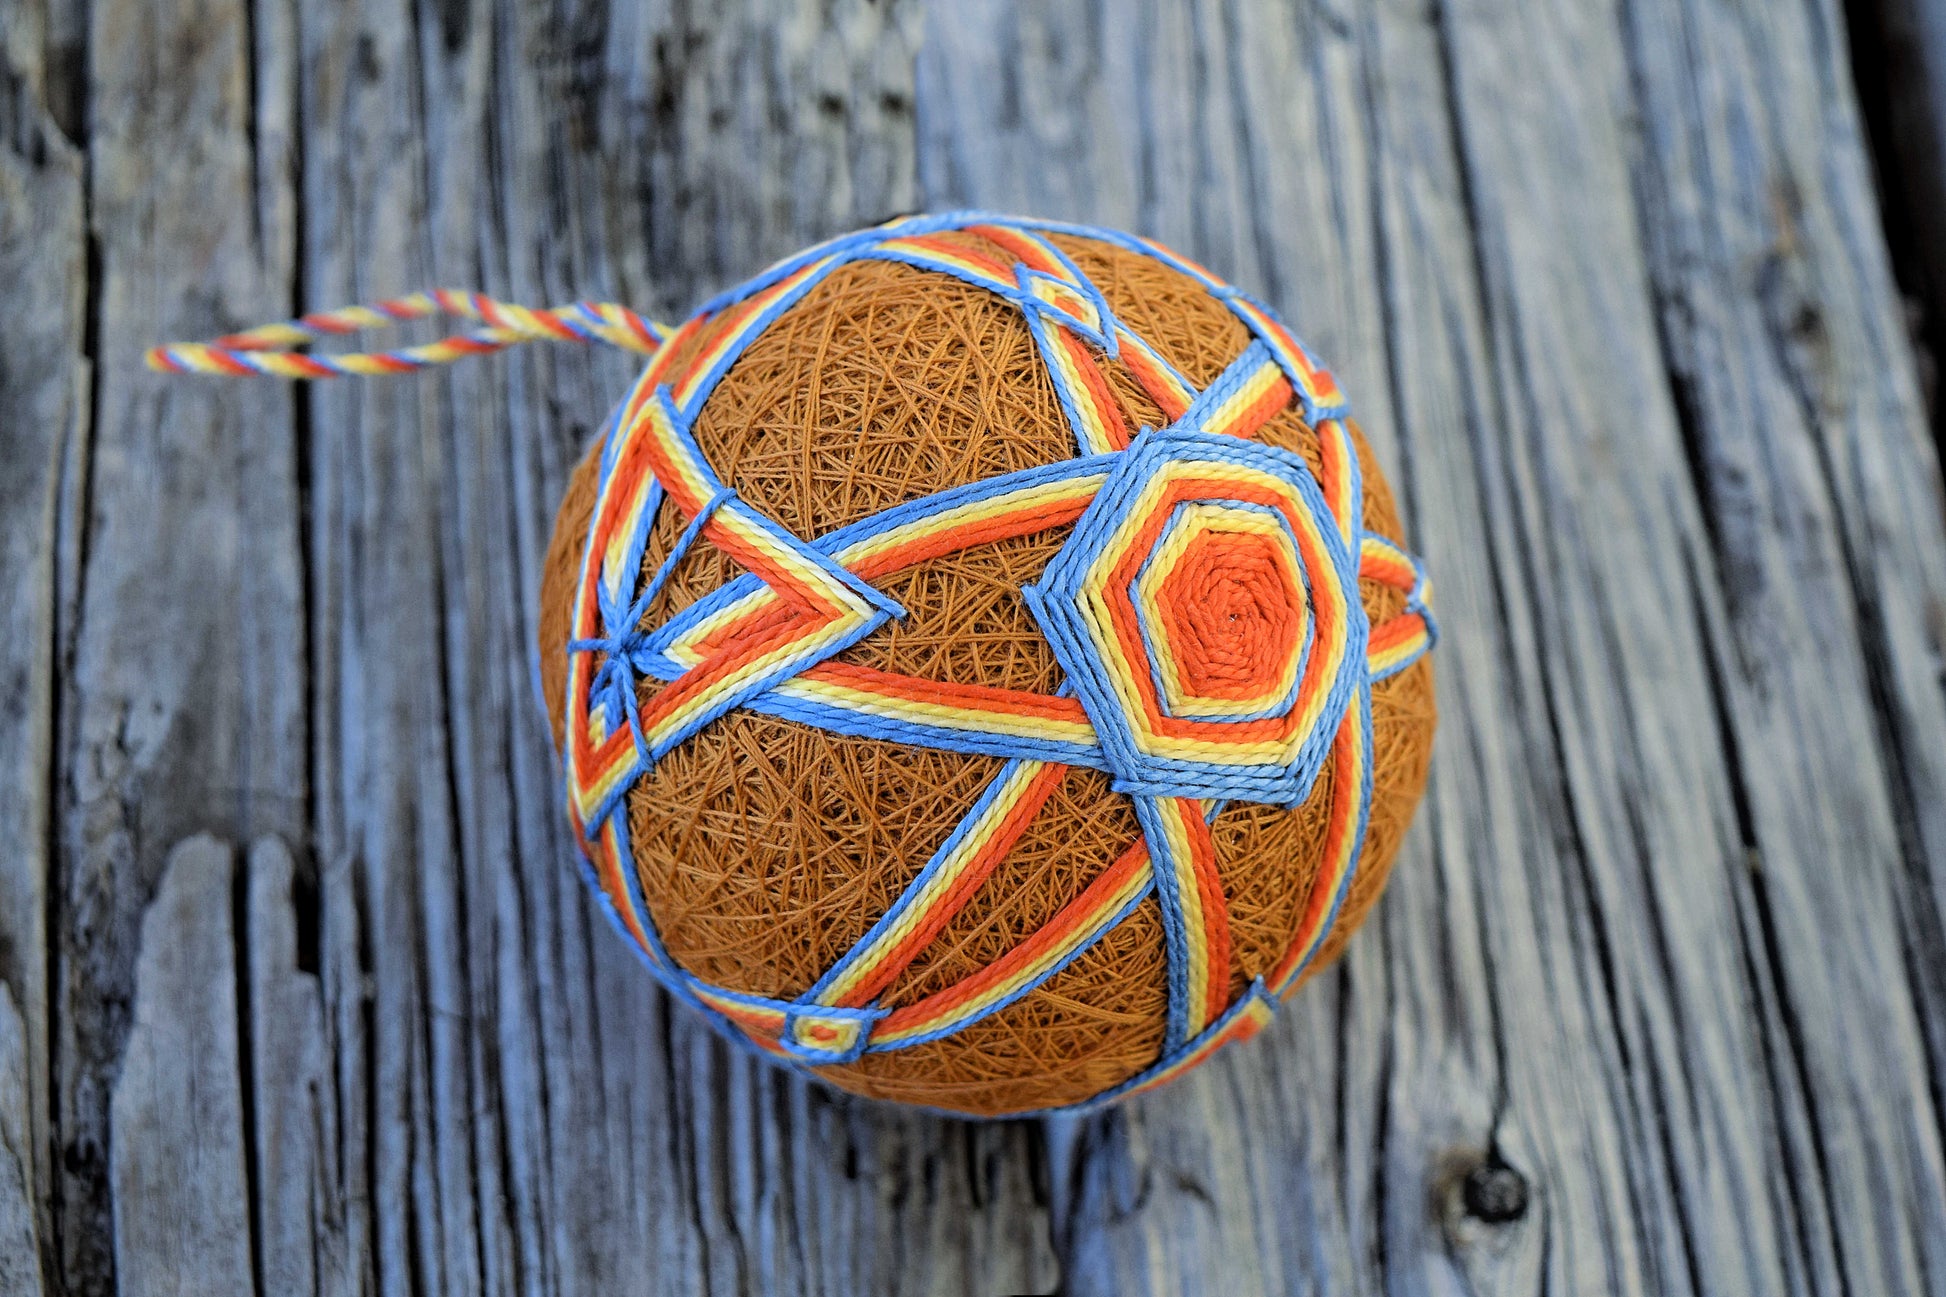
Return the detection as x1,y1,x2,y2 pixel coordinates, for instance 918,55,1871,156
0,0,1942,1293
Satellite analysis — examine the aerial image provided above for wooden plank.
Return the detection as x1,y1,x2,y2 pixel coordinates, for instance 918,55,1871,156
58,1,306,1293
921,0,1946,1293
245,836,350,1297
1616,2,1946,1292
0,15,85,1288
0,985,45,1297
108,835,254,1297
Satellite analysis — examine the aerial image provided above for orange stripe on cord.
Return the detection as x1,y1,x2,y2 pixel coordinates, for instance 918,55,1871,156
834,761,1070,1007
797,663,1092,725
875,836,1152,1037
1175,798,1233,1028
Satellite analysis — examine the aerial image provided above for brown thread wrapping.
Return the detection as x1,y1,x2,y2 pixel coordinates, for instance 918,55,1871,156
539,232,1435,1116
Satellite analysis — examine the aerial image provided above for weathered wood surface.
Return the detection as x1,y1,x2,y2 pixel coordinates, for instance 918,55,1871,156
1,0,1943,1293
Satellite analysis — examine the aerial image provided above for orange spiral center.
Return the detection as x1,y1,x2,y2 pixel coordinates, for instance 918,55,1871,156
1153,530,1306,704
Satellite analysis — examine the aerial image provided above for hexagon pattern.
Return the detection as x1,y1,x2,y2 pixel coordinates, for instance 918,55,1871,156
1027,426,1367,805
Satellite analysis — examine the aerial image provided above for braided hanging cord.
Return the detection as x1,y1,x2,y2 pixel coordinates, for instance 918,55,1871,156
144,288,671,377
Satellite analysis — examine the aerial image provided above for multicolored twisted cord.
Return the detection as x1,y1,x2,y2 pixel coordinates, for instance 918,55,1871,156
144,288,669,377
155,213,1437,1115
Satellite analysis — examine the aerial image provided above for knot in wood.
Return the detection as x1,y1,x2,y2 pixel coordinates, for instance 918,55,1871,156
1460,1158,1530,1225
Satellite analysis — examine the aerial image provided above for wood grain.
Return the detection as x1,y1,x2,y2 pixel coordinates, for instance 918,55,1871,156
0,13,84,1287
0,0,1941,1292
110,836,254,1297
0,985,44,1297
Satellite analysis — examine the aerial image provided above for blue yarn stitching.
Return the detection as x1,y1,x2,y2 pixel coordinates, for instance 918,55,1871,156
799,756,1048,1007
1135,796,1195,1051
860,880,1157,1053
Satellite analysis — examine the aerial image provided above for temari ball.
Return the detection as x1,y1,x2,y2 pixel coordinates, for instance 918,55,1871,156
534,213,1438,1118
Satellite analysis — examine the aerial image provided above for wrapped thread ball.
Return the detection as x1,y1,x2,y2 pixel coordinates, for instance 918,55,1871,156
539,215,1437,1117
